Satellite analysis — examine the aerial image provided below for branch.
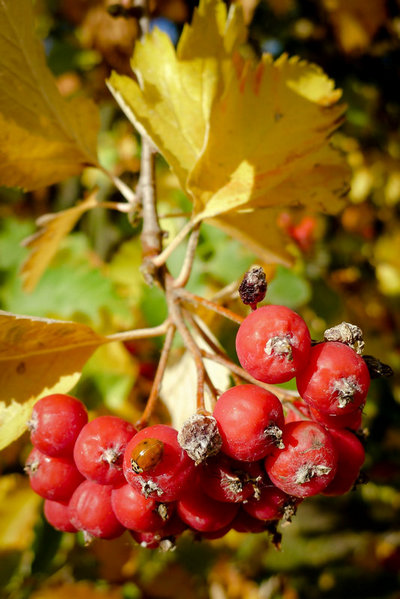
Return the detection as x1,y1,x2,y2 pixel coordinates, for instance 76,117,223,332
136,323,176,429
176,288,244,325
99,165,138,207
151,219,195,268
200,350,300,403
172,223,201,288
106,321,169,342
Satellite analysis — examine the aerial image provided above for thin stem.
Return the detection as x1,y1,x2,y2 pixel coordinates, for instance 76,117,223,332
166,280,206,411
136,323,176,429
106,322,169,342
200,350,300,402
151,219,195,268
139,138,163,259
184,310,242,386
176,288,244,325
99,201,131,213
172,223,201,288
100,166,138,206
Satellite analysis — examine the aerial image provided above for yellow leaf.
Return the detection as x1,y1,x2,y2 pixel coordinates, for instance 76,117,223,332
0,475,41,551
109,0,349,263
0,374,81,450
0,0,100,190
20,191,99,292
189,54,349,220
107,0,245,190
0,311,106,405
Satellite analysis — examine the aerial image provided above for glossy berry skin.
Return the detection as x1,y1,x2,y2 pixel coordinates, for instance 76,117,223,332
111,483,171,532
130,438,164,474
69,480,125,540
322,428,365,496
74,416,136,486
177,487,239,532
243,484,298,522
123,424,196,502
296,342,370,415
213,385,284,461
29,394,88,457
265,421,337,498
44,499,77,533
25,447,84,501
236,305,311,384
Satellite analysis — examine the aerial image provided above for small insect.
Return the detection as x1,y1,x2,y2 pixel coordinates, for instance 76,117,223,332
131,438,164,474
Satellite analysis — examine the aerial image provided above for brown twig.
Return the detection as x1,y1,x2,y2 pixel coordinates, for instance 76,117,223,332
176,288,244,325
151,219,195,268
136,323,176,429
107,321,169,342
166,279,206,411
200,350,300,402
172,223,201,289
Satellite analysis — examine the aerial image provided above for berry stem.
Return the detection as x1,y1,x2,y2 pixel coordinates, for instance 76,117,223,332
176,288,244,325
136,323,176,429
172,223,201,289
151,219,195,268
200,350,299,402
167,277,206,411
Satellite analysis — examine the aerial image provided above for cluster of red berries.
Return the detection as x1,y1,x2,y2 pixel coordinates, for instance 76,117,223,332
24,301,372,550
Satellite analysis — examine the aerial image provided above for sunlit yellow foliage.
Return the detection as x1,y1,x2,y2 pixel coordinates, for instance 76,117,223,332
0,0,100,190
0,475,41,551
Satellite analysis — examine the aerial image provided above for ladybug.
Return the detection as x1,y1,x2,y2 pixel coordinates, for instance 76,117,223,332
130,438,164,474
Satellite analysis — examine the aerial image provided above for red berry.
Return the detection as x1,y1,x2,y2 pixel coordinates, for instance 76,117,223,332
43,499,77,533
309,405,362,431
284,399,311,424
296,342,370,415
213,385,284,461
123,424,196,502
231,509,271,533
322,428,365,496
235,305,311,384
201,454,264,503
74,415,136,486
265,421,337,498
69,480,125,540
243,484,299,522
177,487,239,532
25,447,84,501
28,394,88,457
111,483,172,532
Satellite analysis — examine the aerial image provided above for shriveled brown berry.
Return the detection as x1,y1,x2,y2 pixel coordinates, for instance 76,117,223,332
178,413,222,465
324,322,364,354
363,355,393,379
239,267,267,309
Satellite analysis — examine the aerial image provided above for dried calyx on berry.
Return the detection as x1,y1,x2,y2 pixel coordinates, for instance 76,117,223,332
239,266,267,310
324,322,365,355
178,413,222,465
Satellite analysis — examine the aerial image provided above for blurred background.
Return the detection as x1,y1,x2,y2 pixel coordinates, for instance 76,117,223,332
0,0,400,597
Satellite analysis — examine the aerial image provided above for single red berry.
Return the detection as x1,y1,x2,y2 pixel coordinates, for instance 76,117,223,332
309,405,362,431
123,424,196,502
265,421,337,498
44,499,77,533
201,454,265,503
284,399,311,424
177,487,239,532
213,385,285,461
231,509,271,533
69,480,125,541
236,305,311,384
243,484,299,522
296,342,370,415
322,428,365,496
74,415,136,486
25,447,84,501
28,394,88,458
111,483,172,532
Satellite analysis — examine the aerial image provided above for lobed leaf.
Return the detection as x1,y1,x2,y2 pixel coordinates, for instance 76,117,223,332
20,191,99,292
0,0,100,190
